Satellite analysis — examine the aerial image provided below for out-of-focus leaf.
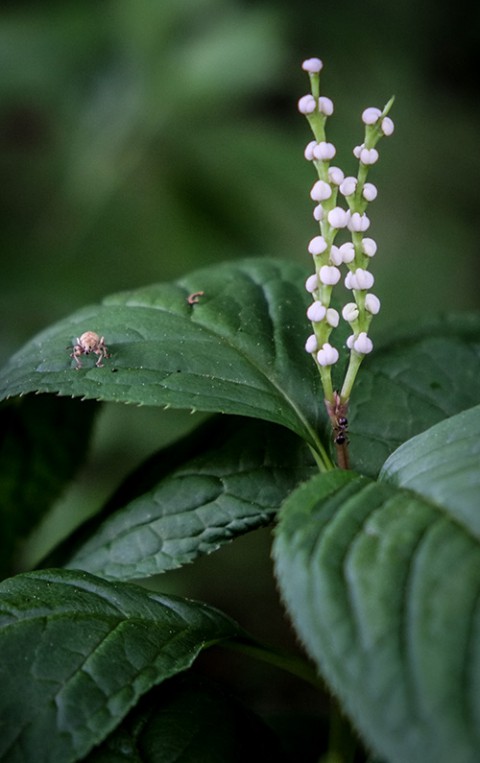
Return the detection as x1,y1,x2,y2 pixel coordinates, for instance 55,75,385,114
380,404,480,536
0,395,97,578
347,312,480,476
0,569,240,763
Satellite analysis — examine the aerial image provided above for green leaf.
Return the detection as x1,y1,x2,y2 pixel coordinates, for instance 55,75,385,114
0,568,240,763
63,417,316,580
348,312,480,476
85,675,287,763
380,404,480,538
0,395,97,578
0,259,324,451
273,470,480,763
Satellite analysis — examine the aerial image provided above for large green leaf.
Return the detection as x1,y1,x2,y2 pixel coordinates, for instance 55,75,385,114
0,569,240,763
380,405,480,538
62,417,315,580
347,312,480,476
0,259,324,451
273,464,480,763
86,675,287,763
0,395,97,578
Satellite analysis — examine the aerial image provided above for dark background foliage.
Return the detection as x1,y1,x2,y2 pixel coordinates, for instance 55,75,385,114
1,0,479,748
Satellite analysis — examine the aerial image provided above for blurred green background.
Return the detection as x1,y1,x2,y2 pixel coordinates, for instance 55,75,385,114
2,0,479,747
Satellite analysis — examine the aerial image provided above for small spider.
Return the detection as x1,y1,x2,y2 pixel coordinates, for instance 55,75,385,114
70,331,110,369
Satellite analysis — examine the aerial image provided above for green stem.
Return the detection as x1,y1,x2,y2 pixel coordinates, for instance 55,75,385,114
222,636,324,691
339,350,363,402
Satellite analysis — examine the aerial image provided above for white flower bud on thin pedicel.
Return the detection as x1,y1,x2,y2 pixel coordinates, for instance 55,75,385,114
381,117,394,136
339,176,357,197
305,274,318,293
348,212,370,232
298,95,317,115
308,235,328,255
354,332,374,354
307,301,326,322
302,58,323,73
362,107,382,125
304,141,317,160
313,142,336,161
362,182,377,201
345,268,375,290
319,265,341,286
305,334,319,353
327,207,350,229
328,166,344,185
365,293,381,314
313,205,324,221
319,96,334,116
326,308,339,327
342,303,359,322
310,180,332,202
317,343,339,366
362,237,377,257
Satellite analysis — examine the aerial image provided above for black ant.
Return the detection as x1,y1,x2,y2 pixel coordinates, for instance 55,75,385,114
333,415,349,446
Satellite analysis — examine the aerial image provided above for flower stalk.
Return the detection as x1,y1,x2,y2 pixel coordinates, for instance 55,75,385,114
299,58,394,467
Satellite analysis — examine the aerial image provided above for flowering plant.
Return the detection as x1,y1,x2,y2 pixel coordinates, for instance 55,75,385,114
0,57,479,763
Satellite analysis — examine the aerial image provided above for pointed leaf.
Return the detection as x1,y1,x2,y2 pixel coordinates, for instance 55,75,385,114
0,569,240,763
380,404,480,538
0,259,324,449
63,417,316,580
348,312,480,476
273,469,480,763
0,395,97,577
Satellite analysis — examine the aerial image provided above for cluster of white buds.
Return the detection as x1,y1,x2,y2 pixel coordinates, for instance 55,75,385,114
299,57,394,402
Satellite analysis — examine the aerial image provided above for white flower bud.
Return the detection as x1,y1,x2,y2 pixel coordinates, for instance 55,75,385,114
313,205,324,221
319,96,334,116
359,147,379,165
353,144,364,159
302,58,323,73
345,268,374,290
307,301,326,322
326,308,339,327
327,207,349,229
317,343,339,366
329,245,342,266
353,332,373,354
298,95,317,115
346,334,355,349
305,274,318,293
319,265,341,286
313,141,336,161
328,166,344,186
305,334,319,353
338,242,355,263
362,182,377,201
308,235,328,255
381,117,394,136
310,180,332,202
304,141,317,160
362,107,382,125
339,176,357,196
365,293,381,314
348,212,370,232
362,237,377,257
342,303,359,322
